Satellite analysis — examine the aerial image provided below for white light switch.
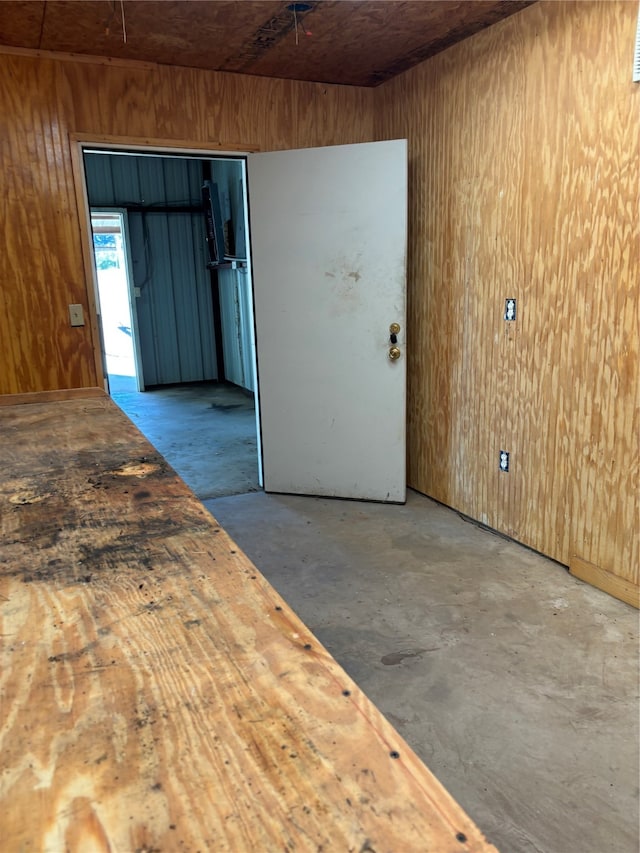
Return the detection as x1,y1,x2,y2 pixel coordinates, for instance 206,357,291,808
69,304,85,327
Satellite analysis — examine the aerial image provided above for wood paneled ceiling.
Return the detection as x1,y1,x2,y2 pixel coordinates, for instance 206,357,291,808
0,0,533,86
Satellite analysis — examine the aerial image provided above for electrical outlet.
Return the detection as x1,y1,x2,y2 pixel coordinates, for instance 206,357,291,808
69,304,85,327
499,450,510,472
504,298,517,321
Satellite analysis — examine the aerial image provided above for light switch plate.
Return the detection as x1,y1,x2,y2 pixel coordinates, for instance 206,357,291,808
69,304,85,327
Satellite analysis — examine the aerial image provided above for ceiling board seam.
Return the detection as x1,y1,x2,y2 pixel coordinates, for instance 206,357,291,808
220,2,316,74
37,0,46,51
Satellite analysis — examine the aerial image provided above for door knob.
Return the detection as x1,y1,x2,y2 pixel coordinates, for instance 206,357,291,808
388,346,401,361
389,323,401,335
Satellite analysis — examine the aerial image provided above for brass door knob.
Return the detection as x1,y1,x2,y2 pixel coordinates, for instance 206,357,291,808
389,323,401,335
388,346,401,361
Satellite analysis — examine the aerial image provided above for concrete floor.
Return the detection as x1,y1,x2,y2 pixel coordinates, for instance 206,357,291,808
207,492,639,853
110,377,260,499
111,380,640,853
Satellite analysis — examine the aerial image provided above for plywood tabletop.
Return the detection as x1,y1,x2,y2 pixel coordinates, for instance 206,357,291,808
0,392,497,852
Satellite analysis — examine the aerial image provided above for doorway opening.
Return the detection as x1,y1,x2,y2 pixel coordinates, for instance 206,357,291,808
91,210,141,393
84,148,261,501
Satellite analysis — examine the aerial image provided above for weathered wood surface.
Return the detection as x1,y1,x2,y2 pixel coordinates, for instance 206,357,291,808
0,394,497,852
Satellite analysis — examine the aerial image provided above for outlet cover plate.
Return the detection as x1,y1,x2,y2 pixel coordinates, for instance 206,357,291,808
504,298,517,321
499,450,510,472
69,304,85,327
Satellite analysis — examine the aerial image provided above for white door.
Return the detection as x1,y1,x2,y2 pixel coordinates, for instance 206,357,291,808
248,139,407,502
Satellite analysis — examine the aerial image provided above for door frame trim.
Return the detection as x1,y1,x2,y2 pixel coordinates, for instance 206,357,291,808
69,132,258,392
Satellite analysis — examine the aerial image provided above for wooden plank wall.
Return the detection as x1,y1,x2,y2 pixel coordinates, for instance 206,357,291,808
375,0,639,592
0,52,375,395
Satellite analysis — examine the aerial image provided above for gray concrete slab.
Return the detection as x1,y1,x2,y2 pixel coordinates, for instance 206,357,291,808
204,490,640,853
111,380,259,499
